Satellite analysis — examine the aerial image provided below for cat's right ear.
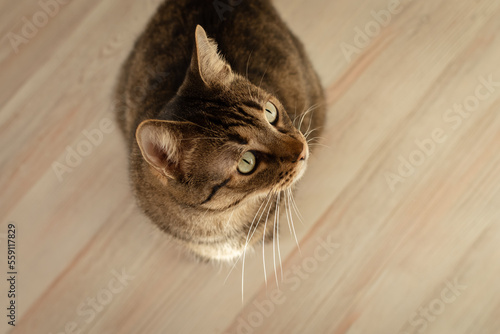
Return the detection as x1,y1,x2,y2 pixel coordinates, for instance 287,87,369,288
136,120,195,179
191,25,234,87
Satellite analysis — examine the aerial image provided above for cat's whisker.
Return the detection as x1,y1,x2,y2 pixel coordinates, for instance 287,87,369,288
224,192,270,286
298,105,314,129
263,191,276,282
304,127,321,140
251,192,274,244
225,209,235,228
284,191,294,239
298,104,320,133
287,189,302,254
302,105,319,126
245,51,253,80
286,189,300,246
240,191,274,300
261,191,275,287
276,192,283,282
289,189,305,227
262,224,268,287
245,51,255,100
298,112,309,133
306,134,331,149
272,191,280,288
257,65,270,101
285,191,298,249
294,101,298,127
288,188,303,220
307,142,331,149
306,135,326,143
304,109,315,138
293,103,301,128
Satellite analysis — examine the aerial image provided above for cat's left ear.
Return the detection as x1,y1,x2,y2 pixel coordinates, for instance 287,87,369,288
136,120,197,180
192,25,234,87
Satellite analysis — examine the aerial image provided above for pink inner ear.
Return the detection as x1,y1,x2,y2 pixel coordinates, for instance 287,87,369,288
137,123,181,180
136,120,199,179
139,125,171,169
144,140,168,167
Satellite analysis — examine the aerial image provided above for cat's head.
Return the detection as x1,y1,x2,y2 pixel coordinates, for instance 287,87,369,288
134,26,308,258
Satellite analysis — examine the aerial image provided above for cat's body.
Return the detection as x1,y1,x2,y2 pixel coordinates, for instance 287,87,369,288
115,0,325,260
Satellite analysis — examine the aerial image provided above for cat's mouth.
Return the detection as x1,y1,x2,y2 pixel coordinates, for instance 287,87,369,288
276,144,309,191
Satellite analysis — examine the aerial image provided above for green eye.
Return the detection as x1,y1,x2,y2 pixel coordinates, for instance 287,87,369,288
265,101,278,124
237,151,256,174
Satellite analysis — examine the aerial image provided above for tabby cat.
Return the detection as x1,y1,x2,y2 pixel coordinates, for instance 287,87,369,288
115,0,325,261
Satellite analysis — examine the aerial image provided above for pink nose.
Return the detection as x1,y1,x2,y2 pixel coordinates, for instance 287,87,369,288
297,144,308,161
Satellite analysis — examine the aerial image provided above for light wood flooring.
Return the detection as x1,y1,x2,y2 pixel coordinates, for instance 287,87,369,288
1,0,500,333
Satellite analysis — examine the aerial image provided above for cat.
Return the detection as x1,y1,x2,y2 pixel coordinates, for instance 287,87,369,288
115,0,326,261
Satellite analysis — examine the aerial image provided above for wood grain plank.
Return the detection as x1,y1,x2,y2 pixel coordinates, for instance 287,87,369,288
1,0,500,333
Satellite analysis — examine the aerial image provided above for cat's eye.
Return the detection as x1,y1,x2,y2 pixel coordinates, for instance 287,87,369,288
265,101,278,124
237,151,256,174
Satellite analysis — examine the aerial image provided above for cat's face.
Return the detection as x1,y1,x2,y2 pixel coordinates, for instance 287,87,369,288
137,74,308,212
134,26,308,258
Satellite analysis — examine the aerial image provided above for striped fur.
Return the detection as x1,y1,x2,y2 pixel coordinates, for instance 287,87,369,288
115,0,325,261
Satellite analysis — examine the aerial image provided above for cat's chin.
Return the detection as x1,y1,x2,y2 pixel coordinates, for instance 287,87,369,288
186,161,309,262
189,242,246,262
294,160,308,184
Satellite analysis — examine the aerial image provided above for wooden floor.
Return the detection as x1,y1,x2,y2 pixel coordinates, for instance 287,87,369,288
1,0,500,333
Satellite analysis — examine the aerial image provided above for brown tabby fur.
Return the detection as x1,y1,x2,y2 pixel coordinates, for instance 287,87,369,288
115,0,325,261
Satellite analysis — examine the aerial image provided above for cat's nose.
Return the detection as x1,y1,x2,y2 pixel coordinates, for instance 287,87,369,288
290,142,308,162
297,144,308,162
279,136,308,162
